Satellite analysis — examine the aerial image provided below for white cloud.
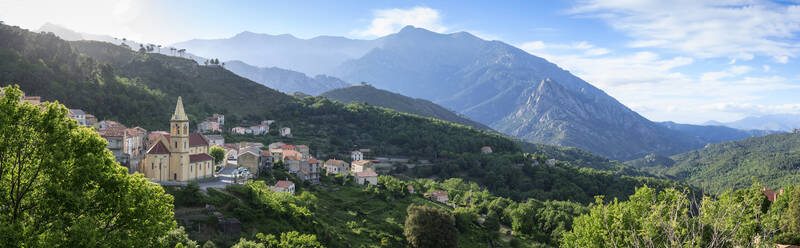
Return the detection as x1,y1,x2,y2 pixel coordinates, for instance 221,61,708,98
763,65,771,72
519,40,612,56
700,65,752,81
572,0,800,61
352,7,447,37
520,43,800,123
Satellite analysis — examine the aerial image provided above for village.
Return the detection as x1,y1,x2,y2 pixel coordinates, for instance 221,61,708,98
47,95,456,207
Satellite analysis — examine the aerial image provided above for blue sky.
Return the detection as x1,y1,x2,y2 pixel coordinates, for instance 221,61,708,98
2,0,799,124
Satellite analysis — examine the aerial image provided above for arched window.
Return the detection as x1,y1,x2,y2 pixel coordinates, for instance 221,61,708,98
174,142,178,149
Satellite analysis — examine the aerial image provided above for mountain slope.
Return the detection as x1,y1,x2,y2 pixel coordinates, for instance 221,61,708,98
334,26,703,160
224,60,349,95
320,84,491,130
627,132,800,194
1,23,518,159
705,114,800,131
658,121,777,144
172,31,380,76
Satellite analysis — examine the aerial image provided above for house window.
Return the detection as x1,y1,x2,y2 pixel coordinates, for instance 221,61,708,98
151,163,154,170
190,165,193,172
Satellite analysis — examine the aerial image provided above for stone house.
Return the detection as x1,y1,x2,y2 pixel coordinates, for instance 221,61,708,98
351,160,374,174
280,127,291,137
270,180,295,195
351,151,364,161
354,171,378,186
324,159,350,175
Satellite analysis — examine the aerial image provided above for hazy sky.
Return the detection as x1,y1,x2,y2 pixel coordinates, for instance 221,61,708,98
2,0,799,124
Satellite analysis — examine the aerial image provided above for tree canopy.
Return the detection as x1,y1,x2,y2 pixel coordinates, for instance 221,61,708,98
0,85,175,247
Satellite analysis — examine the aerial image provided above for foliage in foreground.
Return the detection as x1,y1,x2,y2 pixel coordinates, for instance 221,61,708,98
0,86,176,247
561,183,800,247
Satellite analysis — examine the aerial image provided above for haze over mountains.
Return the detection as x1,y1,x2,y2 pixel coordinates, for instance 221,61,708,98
705,114,800,132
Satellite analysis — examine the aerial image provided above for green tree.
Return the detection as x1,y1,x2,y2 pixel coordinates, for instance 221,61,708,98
202,240,218,248
210,146,226,164
404,205,458,248
0,86,176,247
232,231,323,248
158,226,198,248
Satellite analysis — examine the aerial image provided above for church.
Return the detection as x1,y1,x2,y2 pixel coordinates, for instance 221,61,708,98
141,97,215,182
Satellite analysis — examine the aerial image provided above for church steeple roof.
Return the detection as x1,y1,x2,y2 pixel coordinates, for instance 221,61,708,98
171,96,188,121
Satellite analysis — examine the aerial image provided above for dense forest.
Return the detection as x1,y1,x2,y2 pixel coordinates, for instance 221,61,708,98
627,132,800,194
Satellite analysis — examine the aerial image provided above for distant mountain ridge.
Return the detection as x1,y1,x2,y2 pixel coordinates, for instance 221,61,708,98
172,31,380,76
658,121,778,144
705,114,800,132
224,60,349,95
320,84,491,130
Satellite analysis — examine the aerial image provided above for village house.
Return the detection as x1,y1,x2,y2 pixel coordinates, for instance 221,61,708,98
268,142,286,149
296,145,310,155
481,146,493,154
351,150,364,161
237,147,262,176
197,121,221,133
21,94,41,105
125,127,148,172
351,160,375,174
231,126,250,135
299,159,321,184
324,159,350,175
427,190,449,204
355,170,378,186
68,109,87,126
280,127,291,137
85,114,98,127
99,120,124,130
207,114,225,126
98,126,130,169
281,144,298,152
260,150,273,168
270,180,295,195
140,97,215,182
204,134,225,146
249,123,269,135
283,151,304,173
762,187,784,203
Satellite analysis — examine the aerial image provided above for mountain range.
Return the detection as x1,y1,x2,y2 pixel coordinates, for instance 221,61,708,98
173,25,784,161
705,114,800,132
38,23,779,161
224,60,350,95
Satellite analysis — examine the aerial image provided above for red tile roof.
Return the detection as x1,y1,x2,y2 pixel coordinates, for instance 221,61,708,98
189,133,209,147
281,145,296,150
763,189,780,202
98,127,126,137
274,180,294,188
356,171,377,177
431,190,448,198
148,131,168,142
352,160,373,166
325,159,346,166
189,153,214,163
147,141,170,154
307,158,320,164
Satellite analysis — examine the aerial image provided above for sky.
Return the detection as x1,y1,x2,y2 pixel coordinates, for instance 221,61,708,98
1,0,799,124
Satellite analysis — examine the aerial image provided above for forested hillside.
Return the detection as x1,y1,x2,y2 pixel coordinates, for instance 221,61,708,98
321,83,491,130
627,132,800,194
0,23,517,158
